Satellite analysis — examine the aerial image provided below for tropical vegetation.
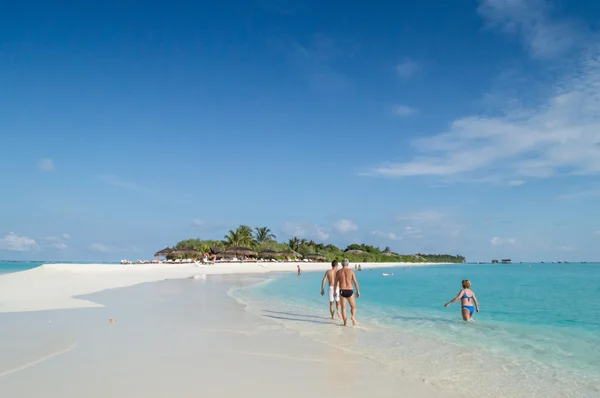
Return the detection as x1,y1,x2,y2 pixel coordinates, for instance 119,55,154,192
166,225,465,263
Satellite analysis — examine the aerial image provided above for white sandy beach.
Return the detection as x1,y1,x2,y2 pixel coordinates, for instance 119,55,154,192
0,262,456,398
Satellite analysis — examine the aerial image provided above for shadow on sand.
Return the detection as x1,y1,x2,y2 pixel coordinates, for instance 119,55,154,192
262,314,332,325
262,310,329,320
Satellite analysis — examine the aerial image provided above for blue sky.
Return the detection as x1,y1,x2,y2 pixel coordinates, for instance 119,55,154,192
2,0,600,262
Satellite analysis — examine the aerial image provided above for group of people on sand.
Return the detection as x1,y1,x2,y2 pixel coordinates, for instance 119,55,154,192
319,259,480,325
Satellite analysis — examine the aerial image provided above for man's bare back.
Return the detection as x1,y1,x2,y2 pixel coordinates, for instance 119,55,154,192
335,259,360,326
325,269,336,285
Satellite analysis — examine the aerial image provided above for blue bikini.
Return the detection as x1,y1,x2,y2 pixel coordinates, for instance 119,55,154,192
461,291,475,315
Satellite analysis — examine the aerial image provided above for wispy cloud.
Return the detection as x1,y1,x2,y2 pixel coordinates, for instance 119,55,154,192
0,232,40,252
333,219,359,234
477,0,584,59
38,158,55,172
507,180,525,186
490,236,516,246
191,219,204,227
558,188,600,200
282,222,330,240
51,242,68,250
276,34,357,93
396,59,419,78
392,104,418,117
396,211,444,223
89,243,140,254
45,235,69,250
98,175,151,193
369,9,600,182
371,231,402,240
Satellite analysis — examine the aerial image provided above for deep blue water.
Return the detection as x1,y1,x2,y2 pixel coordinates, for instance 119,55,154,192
240,262,600,397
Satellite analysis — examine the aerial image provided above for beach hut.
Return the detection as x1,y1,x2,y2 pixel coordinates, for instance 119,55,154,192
305,253,326,262
259,249,280,258
154,247,174,259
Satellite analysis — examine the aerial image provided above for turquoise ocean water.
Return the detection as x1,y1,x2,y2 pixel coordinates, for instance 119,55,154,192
0,261,44,275
235,263,600,398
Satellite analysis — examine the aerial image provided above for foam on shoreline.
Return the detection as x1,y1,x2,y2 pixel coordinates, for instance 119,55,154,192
0,261,447,313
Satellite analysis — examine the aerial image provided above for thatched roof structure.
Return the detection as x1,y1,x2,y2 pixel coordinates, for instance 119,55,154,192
154,247,174,257
345,249,364,254
259,249,280,258
170,249,202,257
305,253,326,261
219,246,258,257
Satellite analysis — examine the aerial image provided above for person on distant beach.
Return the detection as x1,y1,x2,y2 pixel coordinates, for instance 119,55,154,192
297,265,301,276
444,279,479,321
321,260,341,320
335,258,360,326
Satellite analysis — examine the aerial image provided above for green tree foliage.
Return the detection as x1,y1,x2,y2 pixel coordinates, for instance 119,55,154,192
254,227,276,245
170,226,466,263
224,225,255,247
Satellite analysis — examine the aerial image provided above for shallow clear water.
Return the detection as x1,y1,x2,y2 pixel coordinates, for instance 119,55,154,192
0,261,43,275
237,263,600,397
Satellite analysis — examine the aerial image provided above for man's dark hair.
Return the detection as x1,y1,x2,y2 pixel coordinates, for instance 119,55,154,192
331,260,339,267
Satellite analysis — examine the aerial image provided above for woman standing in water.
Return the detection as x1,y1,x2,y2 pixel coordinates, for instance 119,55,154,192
444,279,479,321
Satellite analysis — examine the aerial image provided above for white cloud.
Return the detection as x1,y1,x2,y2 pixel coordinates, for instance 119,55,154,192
282,222,330,241
38,158,54,172
191,219,204,227
507,180,525,186
62,233,70,240
370,52,600,180
51,242,68,250
396,59,418,78
98,175,150,193
334,219,359,234
89,243,114,253
392,104,417,117
557,245,576,252
0,233,40,252
315,227,330,240
558,189,600,200
372,231,402,240
477,0,583,59
491,237,516,246
396,211,444,223
369,3,600,183
595,230,600,235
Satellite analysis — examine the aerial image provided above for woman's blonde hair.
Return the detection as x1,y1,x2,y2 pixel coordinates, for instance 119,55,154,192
462,279,471,289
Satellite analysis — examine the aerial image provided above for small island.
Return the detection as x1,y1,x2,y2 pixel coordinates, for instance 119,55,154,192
155,225,466,264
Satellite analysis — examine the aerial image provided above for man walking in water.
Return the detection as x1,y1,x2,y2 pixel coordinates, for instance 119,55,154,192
321,260,341,320
335,258,360,326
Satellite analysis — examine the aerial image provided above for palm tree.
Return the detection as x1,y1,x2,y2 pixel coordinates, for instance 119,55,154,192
224,230,241,247
254,227,276,245
384,246,391,253
288,237,300,251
